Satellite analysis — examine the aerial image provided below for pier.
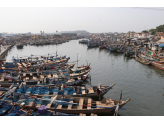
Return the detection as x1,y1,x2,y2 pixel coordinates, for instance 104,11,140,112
0,41,16,61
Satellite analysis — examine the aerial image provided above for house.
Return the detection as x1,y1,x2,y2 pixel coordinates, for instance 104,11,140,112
154,32,164,40
142,33,150,37
135,32,150,38
135,32,142,38
161,35,164,39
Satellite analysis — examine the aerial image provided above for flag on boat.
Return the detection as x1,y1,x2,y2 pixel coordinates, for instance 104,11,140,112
78,54,81,59
149,52,155,56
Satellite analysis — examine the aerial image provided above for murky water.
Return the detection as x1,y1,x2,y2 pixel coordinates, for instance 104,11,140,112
6,40,164,116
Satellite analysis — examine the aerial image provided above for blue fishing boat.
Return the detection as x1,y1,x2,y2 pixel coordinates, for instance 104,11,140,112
87,41,99,48
1,61,18,68
15,83,115,98
0,100,76,116
0,90,130,115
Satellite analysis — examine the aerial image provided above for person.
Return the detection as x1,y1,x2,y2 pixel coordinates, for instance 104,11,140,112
96,88,100,95
86,89,88,94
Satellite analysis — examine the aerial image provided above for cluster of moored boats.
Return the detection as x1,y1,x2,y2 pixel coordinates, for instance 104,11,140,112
134,46,164,70
0,54,130,116
79,39,135,56
79,38,164,71
16,39,70,49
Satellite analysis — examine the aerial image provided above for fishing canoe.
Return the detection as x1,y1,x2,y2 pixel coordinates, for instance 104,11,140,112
135,56,151,65
15,83,115,98
151,62,164,70
1,93,130,115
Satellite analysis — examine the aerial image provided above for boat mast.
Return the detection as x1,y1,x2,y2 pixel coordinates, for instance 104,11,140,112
77,53,78,68
56,45,57,57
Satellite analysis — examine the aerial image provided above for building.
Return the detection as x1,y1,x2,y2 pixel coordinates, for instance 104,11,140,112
127,31,135,38
154,32,164,40
135,32,150,38
142,33,150,37
161,35,164,39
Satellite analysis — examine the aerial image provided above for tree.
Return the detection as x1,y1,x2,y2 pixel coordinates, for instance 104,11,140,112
142,30,149,33
156,25,164,32
149,29,156,35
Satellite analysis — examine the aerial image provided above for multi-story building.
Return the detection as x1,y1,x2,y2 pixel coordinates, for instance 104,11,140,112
127,31,135,38
154,32,164,40
135,32,150,38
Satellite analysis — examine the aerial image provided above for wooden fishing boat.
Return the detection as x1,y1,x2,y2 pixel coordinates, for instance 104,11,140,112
151,62,164,70
69,64,91,73
0,83,14,97
70,68,91,79
79,40,89,44
1,58,71,73
135,55,151,65
0,100,95,116
99,45,106,49
124,51,135,57
108,46,118,52
16,43,23,49
1,61,17,68
1,92,130,115
87,42,99,48
2,72,20,80
15,83,115,98
52,67,91,80
154,61,164,64
0,69,87,87
117,49,125,53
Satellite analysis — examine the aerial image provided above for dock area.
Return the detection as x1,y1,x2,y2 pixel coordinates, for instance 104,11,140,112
0,41,16,61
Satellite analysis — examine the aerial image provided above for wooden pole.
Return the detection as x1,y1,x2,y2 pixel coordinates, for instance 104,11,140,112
77,53,78,68
99,94,100,101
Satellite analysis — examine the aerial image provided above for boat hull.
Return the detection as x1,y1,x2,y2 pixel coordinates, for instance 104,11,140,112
135,56,151,65
151,62,164,70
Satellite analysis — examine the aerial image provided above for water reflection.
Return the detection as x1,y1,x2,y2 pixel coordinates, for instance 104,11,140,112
87,47,99,50
147,65,164,77
17,47,23,49
123,56,133,62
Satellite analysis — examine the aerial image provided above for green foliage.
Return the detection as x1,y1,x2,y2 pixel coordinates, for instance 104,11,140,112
149,29,156,35
156,25,164,32
147,25,164,35
142,30,149,33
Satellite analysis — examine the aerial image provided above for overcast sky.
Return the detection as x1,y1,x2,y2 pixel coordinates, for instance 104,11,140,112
0,7,164,33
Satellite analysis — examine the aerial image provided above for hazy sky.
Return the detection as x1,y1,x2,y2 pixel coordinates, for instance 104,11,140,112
0,7,164,33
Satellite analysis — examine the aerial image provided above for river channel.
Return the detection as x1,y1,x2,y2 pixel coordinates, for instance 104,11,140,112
5,40,164,116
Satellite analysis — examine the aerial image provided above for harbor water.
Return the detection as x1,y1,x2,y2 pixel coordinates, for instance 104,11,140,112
6,40,164,116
